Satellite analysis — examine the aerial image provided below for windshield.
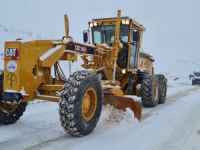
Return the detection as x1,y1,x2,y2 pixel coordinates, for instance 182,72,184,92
194,72,200,77
92,25,129,45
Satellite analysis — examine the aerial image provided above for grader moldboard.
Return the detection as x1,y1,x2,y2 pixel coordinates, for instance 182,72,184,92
0,10,167,136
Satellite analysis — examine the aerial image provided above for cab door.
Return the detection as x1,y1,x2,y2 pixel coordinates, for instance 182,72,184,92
128,29,140,69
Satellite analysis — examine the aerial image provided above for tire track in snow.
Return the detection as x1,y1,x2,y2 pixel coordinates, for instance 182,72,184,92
142,86,200,120
25,86,200,150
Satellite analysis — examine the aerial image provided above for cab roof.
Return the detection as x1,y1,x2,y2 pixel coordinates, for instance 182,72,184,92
91,16,145,31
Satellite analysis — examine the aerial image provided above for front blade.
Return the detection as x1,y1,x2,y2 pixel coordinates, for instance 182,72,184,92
103,94,142,120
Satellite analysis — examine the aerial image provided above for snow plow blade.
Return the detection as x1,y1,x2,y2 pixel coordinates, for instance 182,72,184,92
103,94,142,120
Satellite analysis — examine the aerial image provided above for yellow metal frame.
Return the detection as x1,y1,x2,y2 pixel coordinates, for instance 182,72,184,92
3,10,154,103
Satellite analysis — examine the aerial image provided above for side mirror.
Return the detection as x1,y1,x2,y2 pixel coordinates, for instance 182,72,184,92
83,30,88,43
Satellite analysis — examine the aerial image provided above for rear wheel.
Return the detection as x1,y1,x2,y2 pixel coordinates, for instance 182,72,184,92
59,70,103,137
0,72,27,125
159,84,167,104
157,74,167,104
0,102,27,125
141,75,159,107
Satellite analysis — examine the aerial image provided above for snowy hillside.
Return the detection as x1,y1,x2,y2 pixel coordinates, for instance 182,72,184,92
1,0,200,61
155,59,200,85
0,24,42,49
0,23,199,83
0,0,199,81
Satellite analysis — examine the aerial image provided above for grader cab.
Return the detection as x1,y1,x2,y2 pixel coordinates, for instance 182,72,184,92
0,10,167,136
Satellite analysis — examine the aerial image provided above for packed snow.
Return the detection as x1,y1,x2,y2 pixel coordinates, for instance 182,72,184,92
0,81,199,150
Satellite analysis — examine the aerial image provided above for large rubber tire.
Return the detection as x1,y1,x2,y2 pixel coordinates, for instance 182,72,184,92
0,102,27,125
156,74,167,104
59,70,103,137
0,72,27,125
141,75,159,107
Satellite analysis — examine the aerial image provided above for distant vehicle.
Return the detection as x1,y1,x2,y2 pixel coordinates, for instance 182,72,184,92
190,72,200,85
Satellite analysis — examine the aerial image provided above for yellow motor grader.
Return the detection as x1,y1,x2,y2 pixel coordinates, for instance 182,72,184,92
0,10,167,136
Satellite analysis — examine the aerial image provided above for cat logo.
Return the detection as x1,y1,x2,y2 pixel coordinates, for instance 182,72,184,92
5,48,19,59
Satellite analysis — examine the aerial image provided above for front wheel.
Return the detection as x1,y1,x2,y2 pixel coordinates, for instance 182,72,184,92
59,70,103,137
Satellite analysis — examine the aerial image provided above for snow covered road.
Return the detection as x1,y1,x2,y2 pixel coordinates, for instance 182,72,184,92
0,83,200,150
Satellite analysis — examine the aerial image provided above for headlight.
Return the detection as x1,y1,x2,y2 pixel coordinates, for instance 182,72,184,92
122,69,126,74
122,19,126,24
122,19,130,25
125,19,130,25
89,22,94,27
94,21,98,26
62,36,73,44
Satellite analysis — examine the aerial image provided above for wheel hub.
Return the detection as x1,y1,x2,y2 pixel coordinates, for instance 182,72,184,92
154,82,158,100
83,93,91,112
81,87,97,122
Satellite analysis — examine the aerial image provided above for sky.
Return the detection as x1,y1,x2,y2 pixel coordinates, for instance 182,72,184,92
0,0,200,63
